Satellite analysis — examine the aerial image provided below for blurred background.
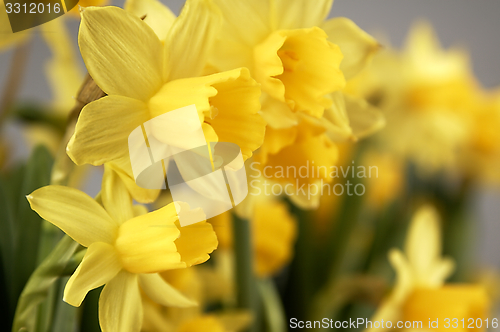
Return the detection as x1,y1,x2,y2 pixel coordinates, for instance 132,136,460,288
1,0,499,268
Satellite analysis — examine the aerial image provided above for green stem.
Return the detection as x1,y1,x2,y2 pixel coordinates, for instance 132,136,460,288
258,279,286,332
232,213,259,332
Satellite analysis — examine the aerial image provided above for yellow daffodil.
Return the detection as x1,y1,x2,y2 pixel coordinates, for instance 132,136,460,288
67,3,265,203
205,0,383,208
211,0,346,118
27,166,218,332
367,205,489,332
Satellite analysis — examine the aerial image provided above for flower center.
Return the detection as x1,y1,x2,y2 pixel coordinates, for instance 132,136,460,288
253,27,346,118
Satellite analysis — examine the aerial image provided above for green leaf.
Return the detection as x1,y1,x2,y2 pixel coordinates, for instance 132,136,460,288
12,235,79,332
13,146,54,311
12,103,66,135
51,277,81,332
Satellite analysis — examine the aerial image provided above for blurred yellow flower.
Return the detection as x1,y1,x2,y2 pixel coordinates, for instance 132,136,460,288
368,205,489,332
211,195,296,278
352,22,485,176
462,91,500,183
67,4,265,203
402,286,489,332
362,151,405,209
27,166,218,332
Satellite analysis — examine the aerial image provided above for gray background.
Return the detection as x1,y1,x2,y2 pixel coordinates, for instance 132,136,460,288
1,0,500,268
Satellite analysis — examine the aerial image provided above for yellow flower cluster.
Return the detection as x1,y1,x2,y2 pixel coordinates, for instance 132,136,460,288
22,0,384,331
349,22,500,182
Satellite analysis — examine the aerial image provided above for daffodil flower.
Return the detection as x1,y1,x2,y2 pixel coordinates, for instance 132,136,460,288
209,0,383,128
210,0,347,118
368,206,488,332
67,2,265,203
27,166,218,332
204,0,383,208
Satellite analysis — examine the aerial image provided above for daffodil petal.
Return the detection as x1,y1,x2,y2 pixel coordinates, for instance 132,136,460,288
321,91,353,142
64,242,121,307
344,94,385,139
164,0,222,80
209,0,268,72
79,6,163,101
109,161,161,204
139,273,197,307
148,76,217,119
67,95,149,166
428,257,455,287
212,0,271,47
99,271,142,332
253,31,286,102
322,17,380,79
149,69,264,160
405,205,444,284
205,68,265,160
101,165,134,224
278,28,345,117
175,220,218,267
274,0,332,30
260,93,298,129
256,126,298,164
132,204,149,217
255,28,345,118
27,186,117,247
388,249,414,303
116,203,185,274
125,0,176,41
263,129,338,188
